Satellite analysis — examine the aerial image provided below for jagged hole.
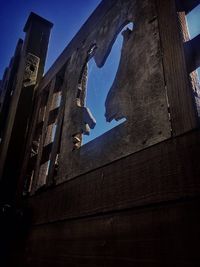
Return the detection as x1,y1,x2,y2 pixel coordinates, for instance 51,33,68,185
82,22,133,145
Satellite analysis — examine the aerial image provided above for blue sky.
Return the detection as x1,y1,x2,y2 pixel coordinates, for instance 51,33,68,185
0,0,101,76
187,5,200,77
0,1,200,143
187,5,200,38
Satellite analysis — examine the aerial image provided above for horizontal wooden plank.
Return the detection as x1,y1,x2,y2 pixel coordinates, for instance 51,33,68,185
26,130,200,225
12,199,200,266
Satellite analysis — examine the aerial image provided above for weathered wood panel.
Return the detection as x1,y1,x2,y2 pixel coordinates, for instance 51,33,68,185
26,130,200,225
21,0,200,192
13,199,200,267
57,0,171,183
1,1,199,267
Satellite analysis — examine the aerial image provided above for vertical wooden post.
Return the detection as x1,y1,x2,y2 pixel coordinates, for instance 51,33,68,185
0,39,23,142
0,13,53,204
156,0,199,136
31,78,56,192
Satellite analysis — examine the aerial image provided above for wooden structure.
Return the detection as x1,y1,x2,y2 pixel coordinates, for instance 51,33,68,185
0,0,200,266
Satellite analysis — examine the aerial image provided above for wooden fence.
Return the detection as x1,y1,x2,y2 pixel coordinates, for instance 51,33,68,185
0,0,200,266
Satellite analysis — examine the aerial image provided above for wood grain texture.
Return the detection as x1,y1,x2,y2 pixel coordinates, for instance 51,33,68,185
6,1,200,266
16,88,42,198
26,130,200,225
12,199,200,267
0,49,25,181
57,0,171,182
0,39,23,137
156,0,198,136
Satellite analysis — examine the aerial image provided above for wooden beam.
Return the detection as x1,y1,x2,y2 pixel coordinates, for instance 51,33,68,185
46,68,69,186
26,130,200,225
0,39,23,134
16,89,42,200
0,13,53,203
156,0,198,136
13,199,200,267
32,78,56,191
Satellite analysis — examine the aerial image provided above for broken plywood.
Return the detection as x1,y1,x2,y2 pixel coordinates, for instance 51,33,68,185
57,0,172,182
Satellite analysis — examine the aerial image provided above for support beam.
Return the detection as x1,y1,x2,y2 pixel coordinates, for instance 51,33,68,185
156,0,198,136
0,39,23,141
0,13,53,205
